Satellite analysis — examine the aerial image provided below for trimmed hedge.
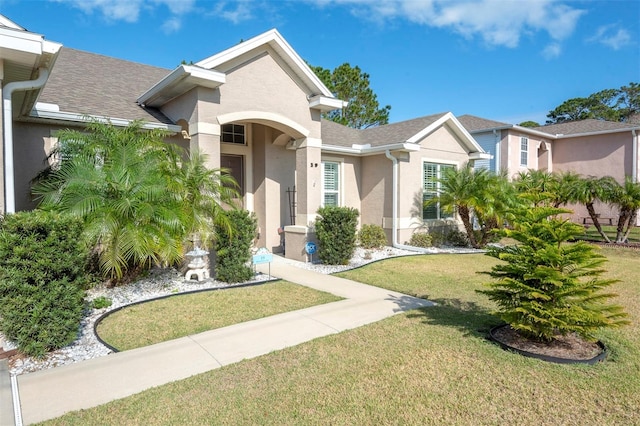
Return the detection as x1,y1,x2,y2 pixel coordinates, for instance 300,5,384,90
315,206,359,265
214,210,257,283
0,211,89,357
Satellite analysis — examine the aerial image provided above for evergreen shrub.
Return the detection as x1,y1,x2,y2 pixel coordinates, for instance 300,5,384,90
315,206,359,265
479,205,629,342
358,224,388,249
0,211,89,357
408,232,432,248
214,210,256,283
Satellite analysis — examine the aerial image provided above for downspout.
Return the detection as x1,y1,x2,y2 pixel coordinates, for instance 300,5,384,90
385,150,434,253
633,129,637,183
493,129,500,171
2,68,49,214
632,129,640,227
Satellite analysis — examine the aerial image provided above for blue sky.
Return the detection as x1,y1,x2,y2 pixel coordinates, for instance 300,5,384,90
1,0,638,125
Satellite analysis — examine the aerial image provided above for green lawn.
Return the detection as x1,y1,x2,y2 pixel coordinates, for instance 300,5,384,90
97,281,342,351
41,248,640,425
578,224,640,243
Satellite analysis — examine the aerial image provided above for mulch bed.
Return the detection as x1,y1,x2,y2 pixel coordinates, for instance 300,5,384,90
491,325,603,360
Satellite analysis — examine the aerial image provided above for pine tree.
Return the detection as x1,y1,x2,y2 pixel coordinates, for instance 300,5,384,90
479,205,628,342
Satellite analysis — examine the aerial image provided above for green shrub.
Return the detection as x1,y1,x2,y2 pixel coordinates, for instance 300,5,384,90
479,205,629,342
358,224,388,249
92,296,112,309
214,210,257,283
408,232,432,248
0,211,89,357
315,206,359,265
445,229,470,247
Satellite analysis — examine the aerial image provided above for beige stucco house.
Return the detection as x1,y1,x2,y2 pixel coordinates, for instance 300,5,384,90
0,17,492,261
1,15,636,262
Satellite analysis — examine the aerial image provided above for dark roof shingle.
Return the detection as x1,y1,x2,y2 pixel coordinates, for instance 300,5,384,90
457,114,511,132
533,119,640,135
38,47,174,125
321,113,449,148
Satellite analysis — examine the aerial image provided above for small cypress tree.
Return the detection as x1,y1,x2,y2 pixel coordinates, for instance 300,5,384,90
479,205,628,342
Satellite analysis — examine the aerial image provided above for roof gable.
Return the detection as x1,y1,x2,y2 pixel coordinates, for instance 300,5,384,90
196,29,333,99
321,112,488,159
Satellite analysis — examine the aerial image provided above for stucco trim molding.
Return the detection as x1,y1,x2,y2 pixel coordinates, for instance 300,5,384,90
217,111,309,139
190,122,220,136
137,65,225,108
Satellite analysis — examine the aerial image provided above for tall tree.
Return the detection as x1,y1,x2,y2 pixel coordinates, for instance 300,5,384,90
311,63,391,129
546,83,639,124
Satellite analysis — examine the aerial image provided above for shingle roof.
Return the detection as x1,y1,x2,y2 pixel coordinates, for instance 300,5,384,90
37,47,174,125
533,119,640,135
457,114,511,132
361,113,448,146
320,119,364,147
321,113,449,148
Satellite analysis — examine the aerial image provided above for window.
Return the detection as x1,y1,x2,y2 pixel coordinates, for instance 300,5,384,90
423,162,455,220
221,124,245,144
322,161,340,207
520,136,528,166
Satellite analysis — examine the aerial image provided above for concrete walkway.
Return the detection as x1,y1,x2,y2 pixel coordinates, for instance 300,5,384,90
11,256,433,425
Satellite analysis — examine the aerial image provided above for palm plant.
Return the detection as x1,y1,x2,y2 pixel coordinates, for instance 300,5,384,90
513,170,562,206
433,164,513,248
608,176,640,243
33,121,185,281
168,149,240,248
567,176,617,243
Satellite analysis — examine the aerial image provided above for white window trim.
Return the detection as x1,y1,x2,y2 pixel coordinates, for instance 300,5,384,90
520,136,529,167
422,159,457,221
321,158,343,207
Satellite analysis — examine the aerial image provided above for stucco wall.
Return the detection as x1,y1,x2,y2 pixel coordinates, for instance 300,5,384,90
553,132,632,182
361,154,392,230
503,130,549,177
12,122,63,211
197,51,321,140
552,131,633,223
252,124,296,251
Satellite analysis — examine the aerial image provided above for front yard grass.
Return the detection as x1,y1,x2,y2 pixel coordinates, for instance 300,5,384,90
97,281,342,351
42,248,640,425
577,224,640,243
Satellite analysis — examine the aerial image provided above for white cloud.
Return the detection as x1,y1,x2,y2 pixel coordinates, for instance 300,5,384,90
53,0,195,24
213,1,254,24
541,42,561,60
309,0,586,51
588,25,632,50
161,16,182,33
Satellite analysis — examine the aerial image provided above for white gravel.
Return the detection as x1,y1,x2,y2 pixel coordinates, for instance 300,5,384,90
4,245,478,376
